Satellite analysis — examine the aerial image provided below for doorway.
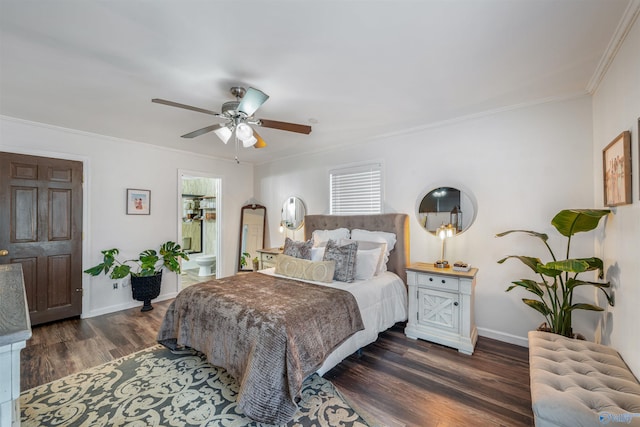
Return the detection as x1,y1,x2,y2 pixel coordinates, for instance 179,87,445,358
178,171,221,289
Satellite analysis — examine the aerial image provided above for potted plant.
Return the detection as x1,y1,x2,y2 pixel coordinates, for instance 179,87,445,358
84,241,189,311
252,257,260,271
496,209,614,338
240,251,251,270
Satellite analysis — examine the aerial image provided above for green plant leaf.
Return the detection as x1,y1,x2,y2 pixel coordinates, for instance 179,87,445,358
497,255,542,273
536,264,562,277
551,209,610,237
138,249,159,272
506,279,544,297
568,303,605,312
523,299,552,316
159,241,189,274
566,278,614,306
83,264,106,276
496,229,549,242
110,264,131,279
544,259,590,273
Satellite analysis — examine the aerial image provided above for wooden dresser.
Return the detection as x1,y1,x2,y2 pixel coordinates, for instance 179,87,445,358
405,262,478,355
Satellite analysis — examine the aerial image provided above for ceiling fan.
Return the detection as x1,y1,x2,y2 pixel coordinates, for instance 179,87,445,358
152,87,312,156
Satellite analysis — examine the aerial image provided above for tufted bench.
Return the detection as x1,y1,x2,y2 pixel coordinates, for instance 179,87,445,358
529,331,640,426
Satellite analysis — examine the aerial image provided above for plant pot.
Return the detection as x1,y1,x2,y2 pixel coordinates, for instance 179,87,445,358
131,272,162,312
252,259,260,271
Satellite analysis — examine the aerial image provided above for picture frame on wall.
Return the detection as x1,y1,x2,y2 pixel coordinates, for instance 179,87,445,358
126,188,151,215
602,131,631,207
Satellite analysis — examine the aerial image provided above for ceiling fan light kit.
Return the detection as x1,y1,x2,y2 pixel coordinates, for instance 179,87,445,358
213,124,233,144
152,86,312,162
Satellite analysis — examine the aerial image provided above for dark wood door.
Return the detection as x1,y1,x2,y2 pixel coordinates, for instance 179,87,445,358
0,152,83,325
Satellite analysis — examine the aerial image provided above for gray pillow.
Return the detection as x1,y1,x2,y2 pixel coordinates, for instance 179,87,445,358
283,237,313,260
323,239,358,282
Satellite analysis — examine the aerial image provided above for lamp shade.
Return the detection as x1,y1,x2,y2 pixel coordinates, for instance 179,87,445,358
236,123,254,141
242,135,257,148
213,124,233,144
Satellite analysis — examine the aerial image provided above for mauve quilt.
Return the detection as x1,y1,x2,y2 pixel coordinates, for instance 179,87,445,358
157,272,364,424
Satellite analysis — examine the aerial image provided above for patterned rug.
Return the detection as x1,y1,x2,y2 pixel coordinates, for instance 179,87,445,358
20,345,378,427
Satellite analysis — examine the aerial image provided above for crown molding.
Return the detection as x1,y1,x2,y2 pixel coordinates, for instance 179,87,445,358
586,0,640,94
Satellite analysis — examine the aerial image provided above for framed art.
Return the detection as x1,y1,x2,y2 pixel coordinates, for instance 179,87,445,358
602,131,631,207
126,189,151,215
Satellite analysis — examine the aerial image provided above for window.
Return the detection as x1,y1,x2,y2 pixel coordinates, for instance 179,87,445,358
330,163,383,215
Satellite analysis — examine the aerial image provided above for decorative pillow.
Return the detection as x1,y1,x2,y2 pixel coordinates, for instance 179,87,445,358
354,247,383,280
311,228,350,247
350,229,397,273
274,254,335,283
339,239,387,276
310,246,325,262
283,237,313,260
323,239,358,283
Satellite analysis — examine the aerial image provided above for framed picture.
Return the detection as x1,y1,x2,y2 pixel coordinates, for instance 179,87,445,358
126,189,151,215
602,131,631,207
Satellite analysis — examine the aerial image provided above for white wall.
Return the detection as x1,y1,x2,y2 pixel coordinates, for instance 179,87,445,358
0,116,253,317
256,95,597,348
592,17,640,377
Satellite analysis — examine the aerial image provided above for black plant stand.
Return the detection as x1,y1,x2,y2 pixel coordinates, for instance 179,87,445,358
131,272,162,311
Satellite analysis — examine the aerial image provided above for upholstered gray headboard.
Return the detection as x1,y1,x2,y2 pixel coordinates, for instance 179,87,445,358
304,214,410,285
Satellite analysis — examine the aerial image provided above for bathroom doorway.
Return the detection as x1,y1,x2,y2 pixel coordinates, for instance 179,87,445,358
178,170,221,289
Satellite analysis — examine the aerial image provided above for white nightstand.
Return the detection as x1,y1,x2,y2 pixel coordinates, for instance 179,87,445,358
404,262,478,355
257,247,282,269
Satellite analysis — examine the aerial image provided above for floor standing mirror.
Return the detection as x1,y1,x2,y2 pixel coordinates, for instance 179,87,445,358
238,204,266,272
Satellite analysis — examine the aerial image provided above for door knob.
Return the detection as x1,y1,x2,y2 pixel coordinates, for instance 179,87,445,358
0,250,8,256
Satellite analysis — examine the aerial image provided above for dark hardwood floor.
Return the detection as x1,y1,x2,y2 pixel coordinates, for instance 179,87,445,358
21,299,533,426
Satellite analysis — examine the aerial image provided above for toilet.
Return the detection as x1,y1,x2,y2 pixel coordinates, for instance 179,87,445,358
195,255,216,276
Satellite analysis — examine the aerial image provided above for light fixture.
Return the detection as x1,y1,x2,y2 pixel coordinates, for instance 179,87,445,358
236,122,253,141
434,223,456,268
213,124,233,144
241,134,257,148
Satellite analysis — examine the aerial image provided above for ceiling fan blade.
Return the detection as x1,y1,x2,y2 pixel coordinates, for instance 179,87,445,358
181,124,223,139
237,87,269,116
253,130,267,149
259,119,312,135
152,98,220,116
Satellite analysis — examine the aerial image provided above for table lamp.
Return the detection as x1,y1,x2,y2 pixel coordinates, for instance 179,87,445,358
434,223,456,268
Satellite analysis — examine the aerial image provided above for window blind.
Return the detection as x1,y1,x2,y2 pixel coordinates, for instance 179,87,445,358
330,163,383,215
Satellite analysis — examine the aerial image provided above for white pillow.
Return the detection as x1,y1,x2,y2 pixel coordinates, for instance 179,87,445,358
339,239,387,276
349,229,397,272
353,247,383,280
310,246,326,262
311,228,350,247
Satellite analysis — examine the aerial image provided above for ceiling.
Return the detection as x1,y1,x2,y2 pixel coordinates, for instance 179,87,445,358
0,0,636,164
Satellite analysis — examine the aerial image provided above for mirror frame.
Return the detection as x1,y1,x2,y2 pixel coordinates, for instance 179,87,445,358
238,203,267,271
281,196,306,231
416,185,477,236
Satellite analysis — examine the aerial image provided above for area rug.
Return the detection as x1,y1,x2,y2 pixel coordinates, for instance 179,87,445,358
20,345,378,427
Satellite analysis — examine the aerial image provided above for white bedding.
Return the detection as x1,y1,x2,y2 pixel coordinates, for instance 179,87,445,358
260,268,408,375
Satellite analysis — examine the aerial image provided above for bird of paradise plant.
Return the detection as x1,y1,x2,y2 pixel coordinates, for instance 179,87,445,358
496,209,614,337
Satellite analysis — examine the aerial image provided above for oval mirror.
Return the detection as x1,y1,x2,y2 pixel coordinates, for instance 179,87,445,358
417,187,477,236
238,204,266,272
281,196,306,230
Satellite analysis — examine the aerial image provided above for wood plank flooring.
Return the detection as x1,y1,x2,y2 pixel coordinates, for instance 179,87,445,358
21,299,533,426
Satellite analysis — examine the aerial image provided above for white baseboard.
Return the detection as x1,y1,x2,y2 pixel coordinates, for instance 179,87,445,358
477,327,529,348
82,291,178,319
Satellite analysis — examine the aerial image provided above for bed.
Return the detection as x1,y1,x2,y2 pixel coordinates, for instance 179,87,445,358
157,213,410,424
